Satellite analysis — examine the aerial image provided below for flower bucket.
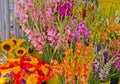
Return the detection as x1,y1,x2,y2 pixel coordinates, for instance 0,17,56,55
110,78,119,84
46,75,61,84
100,81,110,84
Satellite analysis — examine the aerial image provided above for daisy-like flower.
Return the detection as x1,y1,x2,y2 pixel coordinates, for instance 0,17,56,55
15,47,27,57
1,41,14,53
10,38,17,45
27,46,34,55
26,74,37,84
10,38,25,49
41,65,49,75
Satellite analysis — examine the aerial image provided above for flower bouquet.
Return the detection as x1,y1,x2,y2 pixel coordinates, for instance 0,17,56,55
0,38,53,84
0,0,120,84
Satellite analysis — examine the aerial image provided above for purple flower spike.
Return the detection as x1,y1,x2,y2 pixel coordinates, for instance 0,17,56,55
115,60,120,71
104,51,110,64
58,0,73,18
93,59,100,72
97,44,103,53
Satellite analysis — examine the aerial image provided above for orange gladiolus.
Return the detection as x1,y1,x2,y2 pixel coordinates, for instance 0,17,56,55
51,42,95,84
108,17,115,25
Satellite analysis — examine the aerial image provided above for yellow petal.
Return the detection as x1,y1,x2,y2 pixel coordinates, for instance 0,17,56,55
26,74,37,84
0,78,7,84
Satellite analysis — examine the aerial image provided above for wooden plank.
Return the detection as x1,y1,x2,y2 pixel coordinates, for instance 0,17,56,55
13,0,20,38
0,0,1,32
1,0,5,40
4,0,10,39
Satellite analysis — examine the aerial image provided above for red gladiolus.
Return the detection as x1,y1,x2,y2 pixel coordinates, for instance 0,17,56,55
82,10,86,19
91,6,94,11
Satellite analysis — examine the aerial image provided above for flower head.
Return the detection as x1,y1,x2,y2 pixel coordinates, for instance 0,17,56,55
46,25,59,47
115,59,120,70
15,47,27,57
1,41,14,53
58,0,74,18
93,59,100,72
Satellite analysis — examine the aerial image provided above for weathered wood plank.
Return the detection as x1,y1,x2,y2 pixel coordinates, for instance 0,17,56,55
1,0,5,40
4,0,10,39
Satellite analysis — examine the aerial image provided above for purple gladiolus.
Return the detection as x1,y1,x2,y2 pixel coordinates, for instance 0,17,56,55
104,51,110,64
115,60,120,70
58,0,73,17
99,67,110,81
76,21,90,41
97,44,103,53
46,25,59,47
93,59,100,72
68,21,90,43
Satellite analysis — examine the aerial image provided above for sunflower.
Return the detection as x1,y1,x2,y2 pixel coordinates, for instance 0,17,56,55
27,46,34,55
10,38,17,45
15,47,27,57
1,41,14,53
10,38,25,48
17,39,25,46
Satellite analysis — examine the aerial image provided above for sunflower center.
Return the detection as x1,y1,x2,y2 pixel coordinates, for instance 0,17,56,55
3,44,11,51
18,50,24,54
13,40,17,44
28,48,34,54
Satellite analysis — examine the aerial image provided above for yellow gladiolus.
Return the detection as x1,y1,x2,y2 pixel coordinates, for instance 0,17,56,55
98,0,120,16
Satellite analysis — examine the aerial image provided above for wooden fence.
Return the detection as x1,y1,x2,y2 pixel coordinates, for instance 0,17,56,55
0,0,21,41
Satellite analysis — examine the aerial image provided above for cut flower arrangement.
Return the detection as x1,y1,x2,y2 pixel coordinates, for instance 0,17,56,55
0,0,120,84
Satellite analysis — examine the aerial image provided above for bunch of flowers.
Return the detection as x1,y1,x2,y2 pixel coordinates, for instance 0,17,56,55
12,0,120,84
0,38,34,59
0,56,53,84
0,38,26,58
15,0,92,57
51,42,95,84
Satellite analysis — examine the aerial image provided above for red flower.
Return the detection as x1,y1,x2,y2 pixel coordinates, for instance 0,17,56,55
82,9,86,19
13,71,22,84
9,62,20,68
91,6,94,11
